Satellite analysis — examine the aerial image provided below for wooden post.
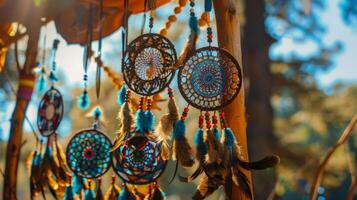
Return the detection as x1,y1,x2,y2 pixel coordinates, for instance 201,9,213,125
213,1,253,200
3,23,41,200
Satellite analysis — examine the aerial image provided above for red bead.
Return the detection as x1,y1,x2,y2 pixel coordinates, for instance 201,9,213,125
184,107,189,112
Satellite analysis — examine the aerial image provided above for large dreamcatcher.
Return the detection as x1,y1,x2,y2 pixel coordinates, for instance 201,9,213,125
175,0,279,199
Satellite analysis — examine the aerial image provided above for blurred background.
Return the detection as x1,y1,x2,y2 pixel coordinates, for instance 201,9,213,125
0,0,356,199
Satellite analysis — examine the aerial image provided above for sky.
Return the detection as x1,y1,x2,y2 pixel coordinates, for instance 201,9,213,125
0,0,356,140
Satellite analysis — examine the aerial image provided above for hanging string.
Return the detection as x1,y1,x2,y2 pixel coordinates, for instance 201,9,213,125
141,0,148,35
37,25,48,93
49,39,60,87
96,0,104,102
78,4,94,110
148,0,156,33
121,0,129,66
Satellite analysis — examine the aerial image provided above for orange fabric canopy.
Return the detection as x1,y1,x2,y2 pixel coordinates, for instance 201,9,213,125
55,0,171,44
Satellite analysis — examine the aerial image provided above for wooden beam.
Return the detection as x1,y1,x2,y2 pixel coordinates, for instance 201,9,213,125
3,22,41,200
212,1,252,199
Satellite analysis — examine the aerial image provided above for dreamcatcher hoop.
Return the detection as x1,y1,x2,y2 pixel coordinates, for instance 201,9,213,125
66,129,112,179
37,88,64,136
112,132,167,185
178,46,242,111
122,33,177,96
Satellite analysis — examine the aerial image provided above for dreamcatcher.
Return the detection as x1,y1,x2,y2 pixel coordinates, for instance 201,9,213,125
27,39,71,199
175,0,280,199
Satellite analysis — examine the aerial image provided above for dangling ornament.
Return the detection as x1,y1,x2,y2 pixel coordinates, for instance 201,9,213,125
78,3,94,110
66,107,112,179
176,0,279,199
113,97,167,185
122,0,177,96
37,39,64,137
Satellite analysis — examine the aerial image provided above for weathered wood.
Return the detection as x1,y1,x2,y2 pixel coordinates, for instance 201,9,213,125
212,1,252,199
3,22,41,200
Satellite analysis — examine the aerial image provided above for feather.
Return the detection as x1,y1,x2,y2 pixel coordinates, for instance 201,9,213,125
84,188,95,200
156,97,179,140
63,185,75,200
192,174,220,200
117,85,127,106
236,154,280,170
94,179,104,200
72,173,84,195
145,110,155,132
145,186,166,200
179,166,204,183
213,128,221,141
135,110,149,134
104,177,120,200
54,135,71,186
232,168,252,199
112,101,134,152
221,128,236,149
172,121,195,168
176,31,198,69
160,140,171,160
118,184,135,200
205,129,223,164
194,129,207,163
26,151,35,176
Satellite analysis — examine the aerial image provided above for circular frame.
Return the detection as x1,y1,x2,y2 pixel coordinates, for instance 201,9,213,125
37,88,64,136
178,46,243,111
66,129,112,179
122,33,177,96
112,133,167,185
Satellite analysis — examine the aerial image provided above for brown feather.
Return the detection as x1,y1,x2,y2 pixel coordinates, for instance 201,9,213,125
160,140,171,160
176,31,198,69
104,182,121,200
192,174,220,200
232,167,252,199
172,138,195,167
156,98,179,140
205,129,223,164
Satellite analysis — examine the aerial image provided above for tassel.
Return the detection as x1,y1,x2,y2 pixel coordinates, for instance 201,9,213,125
118,184,135,200
172,120,195,167
145,110,155,132
104,176,121,200
63,185,75,200
95,178,104,200
117,85,127,106
189,15,199,33
78,91,90,110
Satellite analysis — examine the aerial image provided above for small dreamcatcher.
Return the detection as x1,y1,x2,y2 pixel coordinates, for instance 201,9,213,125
66,127,112,179
37,39,63,137
175,1,279,199
29,39,72,199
